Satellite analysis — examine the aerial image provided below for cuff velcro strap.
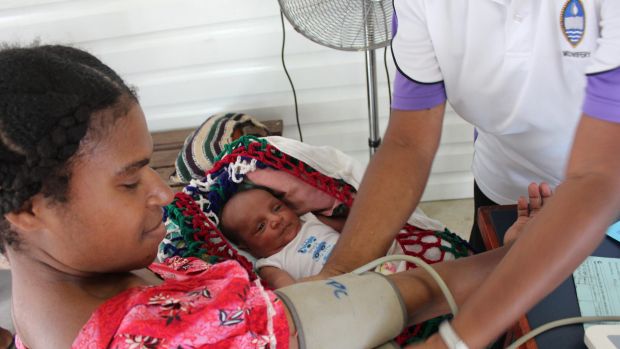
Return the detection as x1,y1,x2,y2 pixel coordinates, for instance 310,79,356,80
275,272,407,349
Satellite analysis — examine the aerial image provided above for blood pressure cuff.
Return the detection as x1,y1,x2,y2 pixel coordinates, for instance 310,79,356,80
275,272,407,349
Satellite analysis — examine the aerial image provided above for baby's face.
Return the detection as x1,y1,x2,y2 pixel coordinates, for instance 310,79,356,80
221,189,302,258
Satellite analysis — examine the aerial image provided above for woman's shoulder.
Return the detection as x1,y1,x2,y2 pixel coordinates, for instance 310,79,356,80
71,257,290,349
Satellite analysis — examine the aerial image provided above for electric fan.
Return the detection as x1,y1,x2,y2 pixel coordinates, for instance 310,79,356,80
278,0,393,155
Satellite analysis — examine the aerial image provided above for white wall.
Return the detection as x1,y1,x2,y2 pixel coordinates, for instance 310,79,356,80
0,0,474,201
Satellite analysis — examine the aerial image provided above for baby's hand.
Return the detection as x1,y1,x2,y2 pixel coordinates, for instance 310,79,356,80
503,182,552,244
258,266,296,289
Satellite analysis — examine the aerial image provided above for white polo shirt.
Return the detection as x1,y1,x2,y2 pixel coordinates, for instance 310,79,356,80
392,0,620,203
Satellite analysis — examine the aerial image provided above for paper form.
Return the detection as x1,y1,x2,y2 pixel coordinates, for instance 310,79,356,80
574,256,620,329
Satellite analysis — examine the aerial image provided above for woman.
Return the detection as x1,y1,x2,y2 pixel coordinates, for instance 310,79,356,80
0,45,522,349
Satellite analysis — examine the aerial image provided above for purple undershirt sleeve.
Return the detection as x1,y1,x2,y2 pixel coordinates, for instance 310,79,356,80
583,67,620,123
391,10,447,111
392,71,447,110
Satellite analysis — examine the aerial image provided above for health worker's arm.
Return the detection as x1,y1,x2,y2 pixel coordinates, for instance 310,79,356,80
415,69,620,348
319,96,446,277
316,6,449,277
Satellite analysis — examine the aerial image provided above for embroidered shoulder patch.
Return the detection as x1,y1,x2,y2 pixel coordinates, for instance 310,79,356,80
561,0,586,47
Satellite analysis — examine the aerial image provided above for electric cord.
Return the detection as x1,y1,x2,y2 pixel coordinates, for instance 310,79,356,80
279,10,303,142
384,45,392,107
505,316,620,349
350,254,620,348
379,2,392,109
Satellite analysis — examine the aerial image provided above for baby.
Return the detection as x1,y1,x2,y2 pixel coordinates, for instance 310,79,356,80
221,183,549,289
220,187,406,288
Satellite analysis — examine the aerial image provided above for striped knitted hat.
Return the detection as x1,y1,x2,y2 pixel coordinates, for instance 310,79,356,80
170,112,271,184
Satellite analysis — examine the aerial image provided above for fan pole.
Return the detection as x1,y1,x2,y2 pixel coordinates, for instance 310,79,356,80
365,48,381,156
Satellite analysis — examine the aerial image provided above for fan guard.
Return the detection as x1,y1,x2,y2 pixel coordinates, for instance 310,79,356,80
279,0,393,51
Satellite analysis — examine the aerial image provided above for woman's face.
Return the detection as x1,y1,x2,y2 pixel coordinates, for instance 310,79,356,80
31,102,174,273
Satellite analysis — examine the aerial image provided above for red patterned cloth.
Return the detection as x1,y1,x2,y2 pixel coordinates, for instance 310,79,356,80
16,257,290,349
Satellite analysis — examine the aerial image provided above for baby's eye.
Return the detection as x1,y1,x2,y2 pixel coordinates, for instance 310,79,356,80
273,204,281,212
256,222,265,233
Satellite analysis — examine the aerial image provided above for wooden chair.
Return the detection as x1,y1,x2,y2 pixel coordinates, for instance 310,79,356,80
151,120,283,191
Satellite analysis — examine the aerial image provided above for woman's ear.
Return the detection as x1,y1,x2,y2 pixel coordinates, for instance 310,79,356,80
3,195,49,233
4,210,40,233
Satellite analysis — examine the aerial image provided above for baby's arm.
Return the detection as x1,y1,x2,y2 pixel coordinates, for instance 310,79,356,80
259,266,296,288
504,182,552,244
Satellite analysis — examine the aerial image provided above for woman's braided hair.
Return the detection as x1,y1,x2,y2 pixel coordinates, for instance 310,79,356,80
0,44,137,253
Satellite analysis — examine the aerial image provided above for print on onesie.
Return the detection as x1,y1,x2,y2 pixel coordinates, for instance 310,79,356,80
255,213,341,280
296,236,334,264
297,236,317,254
312,241,333,263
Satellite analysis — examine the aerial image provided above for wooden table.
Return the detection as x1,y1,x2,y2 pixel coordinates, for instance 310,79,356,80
477,205,620,349
478,205,537,349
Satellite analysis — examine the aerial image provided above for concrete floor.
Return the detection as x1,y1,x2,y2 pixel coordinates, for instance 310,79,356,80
0,198,475,336
420,198,474,241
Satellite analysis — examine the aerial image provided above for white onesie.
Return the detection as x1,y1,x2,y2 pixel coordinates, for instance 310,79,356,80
255,212,404,280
